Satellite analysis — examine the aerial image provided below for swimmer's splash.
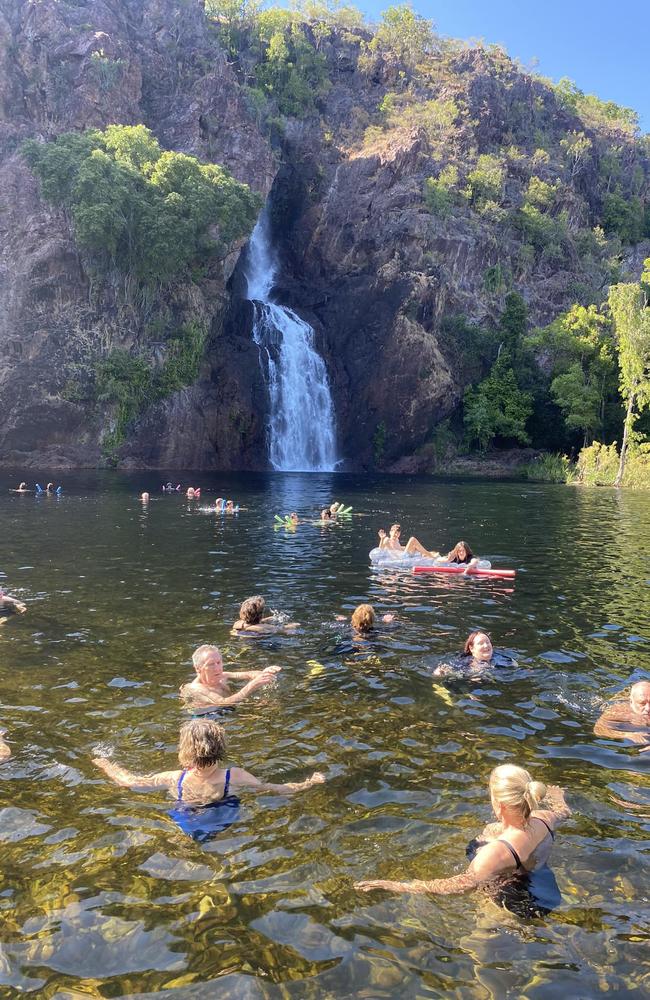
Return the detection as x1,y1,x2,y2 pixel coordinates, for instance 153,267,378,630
245,209,338,472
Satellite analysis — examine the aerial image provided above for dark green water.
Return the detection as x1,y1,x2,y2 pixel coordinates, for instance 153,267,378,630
1,471,649,998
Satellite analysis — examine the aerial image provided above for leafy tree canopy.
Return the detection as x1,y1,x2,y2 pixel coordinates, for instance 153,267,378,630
23,125,261,286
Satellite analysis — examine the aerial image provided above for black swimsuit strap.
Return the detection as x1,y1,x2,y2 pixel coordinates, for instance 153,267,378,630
499,838,523,869
534,815,555,839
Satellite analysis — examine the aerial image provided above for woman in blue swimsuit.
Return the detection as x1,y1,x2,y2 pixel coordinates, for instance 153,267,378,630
93,719,325,842
355,764,570,912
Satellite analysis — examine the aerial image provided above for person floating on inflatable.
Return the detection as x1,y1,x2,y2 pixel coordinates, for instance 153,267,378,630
92,718,325,842
180,644,281,714
379,523,440,559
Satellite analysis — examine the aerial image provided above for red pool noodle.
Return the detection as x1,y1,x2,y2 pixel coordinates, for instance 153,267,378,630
413,565,516,579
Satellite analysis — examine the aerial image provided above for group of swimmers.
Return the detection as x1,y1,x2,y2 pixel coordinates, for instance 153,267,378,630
3,491,649,912
10,481,62,494
140,487,241,510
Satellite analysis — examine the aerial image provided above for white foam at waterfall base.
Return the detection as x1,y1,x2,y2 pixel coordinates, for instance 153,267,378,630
245,211,338,472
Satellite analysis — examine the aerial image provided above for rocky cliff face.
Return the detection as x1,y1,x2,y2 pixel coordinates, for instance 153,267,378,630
0,3,647,470
0,0,273,468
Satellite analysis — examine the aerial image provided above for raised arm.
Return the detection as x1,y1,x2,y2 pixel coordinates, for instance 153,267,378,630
181,672,277,709
92,757,179,793
229,766,325,795
539,784,572,822
223,665,282,682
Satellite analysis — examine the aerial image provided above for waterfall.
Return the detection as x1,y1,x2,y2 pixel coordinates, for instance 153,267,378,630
245,211,338,472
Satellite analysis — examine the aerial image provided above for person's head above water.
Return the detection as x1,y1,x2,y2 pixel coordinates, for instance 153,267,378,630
239,595,265,625
321,508,332,519
464,631,493,661
489,763,547,823
351,604,375,633
330,503,340,513
178,718,227,770
630,681,650,719
192,644,223,682
448,540,474,562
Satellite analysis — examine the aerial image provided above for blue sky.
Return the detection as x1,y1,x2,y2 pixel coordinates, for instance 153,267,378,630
358,0,649,133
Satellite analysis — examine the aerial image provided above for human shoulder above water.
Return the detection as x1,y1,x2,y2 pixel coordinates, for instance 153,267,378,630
0,589,27,624
594,681,650,751
231,596,299,637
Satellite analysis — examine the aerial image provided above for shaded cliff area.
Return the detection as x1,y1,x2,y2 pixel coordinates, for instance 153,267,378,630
1,0,648,469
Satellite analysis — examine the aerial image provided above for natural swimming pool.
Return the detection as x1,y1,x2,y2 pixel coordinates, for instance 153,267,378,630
1,471,649,998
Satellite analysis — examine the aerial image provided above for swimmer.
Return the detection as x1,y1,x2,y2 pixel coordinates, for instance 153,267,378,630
231,596,299,637
186,487,196,498
141,492,150,503
0,729,10,762
11,482,30,493
0,590,27,624
46,482,55,493
92,719,325,835
180,644,282,713
288,512,299,525
433,631,495,679
355,764,570,898
330,503,341,515
337,604,396,634
446,540,480,571
594,681,650,751
378,523,440,559
320,508,333,521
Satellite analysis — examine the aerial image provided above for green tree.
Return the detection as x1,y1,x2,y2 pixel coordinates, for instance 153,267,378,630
530,304,616,446
499,291,527,357
608,281,650,486
370,3,437,68
464,352,532,450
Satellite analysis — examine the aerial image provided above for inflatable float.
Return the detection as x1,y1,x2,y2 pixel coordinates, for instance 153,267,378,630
414,564,516,579
369,548,515,578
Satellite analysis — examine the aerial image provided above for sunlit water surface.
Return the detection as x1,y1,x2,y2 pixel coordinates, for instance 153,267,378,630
1,472,649,998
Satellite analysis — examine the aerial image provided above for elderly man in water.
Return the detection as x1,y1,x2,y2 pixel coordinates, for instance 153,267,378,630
180,644,281,714
594,681,650,751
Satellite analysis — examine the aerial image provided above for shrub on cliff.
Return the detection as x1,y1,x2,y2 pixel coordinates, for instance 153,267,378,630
22,125,261,287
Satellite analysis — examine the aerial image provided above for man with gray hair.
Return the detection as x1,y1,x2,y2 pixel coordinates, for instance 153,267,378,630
594,681,650,751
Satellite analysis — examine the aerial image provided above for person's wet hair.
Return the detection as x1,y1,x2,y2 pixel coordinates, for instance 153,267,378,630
192,644,221,669
178,719,227,769
489,764,546,820
240,595,265,625
351,604,376,633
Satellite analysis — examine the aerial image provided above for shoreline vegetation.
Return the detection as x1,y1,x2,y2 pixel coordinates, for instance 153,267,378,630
439,443,650,487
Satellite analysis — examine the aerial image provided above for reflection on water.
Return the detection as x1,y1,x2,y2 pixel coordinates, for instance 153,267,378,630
1,471,649,997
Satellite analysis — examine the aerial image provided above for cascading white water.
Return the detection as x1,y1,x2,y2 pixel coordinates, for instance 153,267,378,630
245,211,338,472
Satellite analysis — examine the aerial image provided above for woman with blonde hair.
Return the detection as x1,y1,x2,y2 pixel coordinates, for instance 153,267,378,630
356,764,570,910
93,718,324,842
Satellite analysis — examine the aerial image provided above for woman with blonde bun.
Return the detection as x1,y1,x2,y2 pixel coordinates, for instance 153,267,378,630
356,764,570,909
